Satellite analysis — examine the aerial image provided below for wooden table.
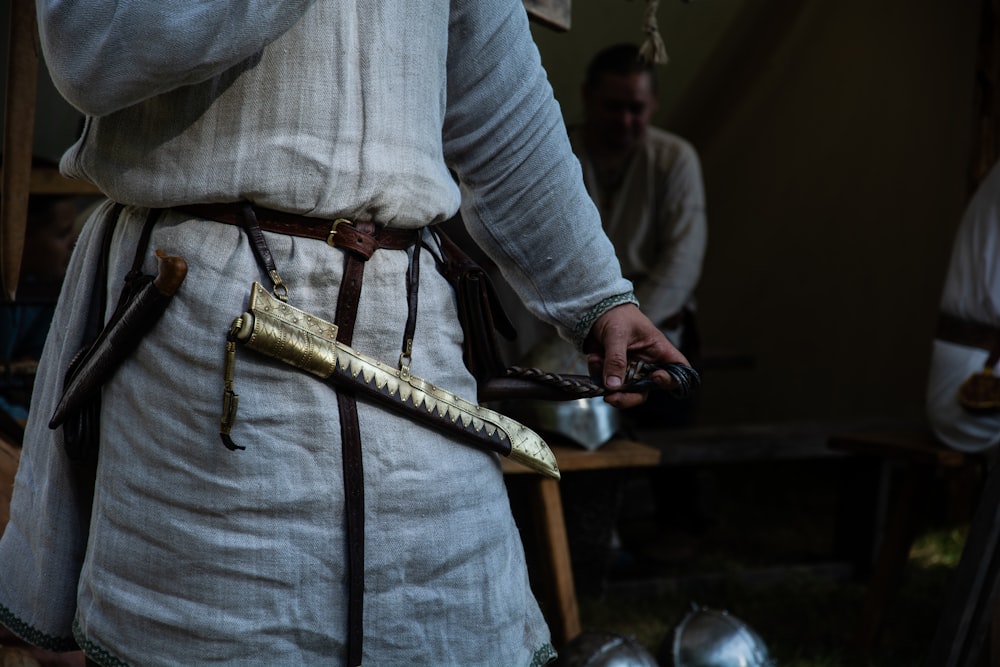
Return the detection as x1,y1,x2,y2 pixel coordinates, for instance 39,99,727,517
502,438,661,647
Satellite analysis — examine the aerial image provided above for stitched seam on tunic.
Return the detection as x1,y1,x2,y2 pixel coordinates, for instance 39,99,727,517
571,291,639,350
73,619,132,667
0,602,78,652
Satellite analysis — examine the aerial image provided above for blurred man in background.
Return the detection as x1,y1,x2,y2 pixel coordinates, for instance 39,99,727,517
927,158,1000,454
571,43,707,388
560,43,710,588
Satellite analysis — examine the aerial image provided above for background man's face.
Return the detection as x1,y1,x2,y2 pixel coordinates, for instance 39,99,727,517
583,71,658,154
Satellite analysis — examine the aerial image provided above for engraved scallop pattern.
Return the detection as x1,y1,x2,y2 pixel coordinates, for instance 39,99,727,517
241,283,560,478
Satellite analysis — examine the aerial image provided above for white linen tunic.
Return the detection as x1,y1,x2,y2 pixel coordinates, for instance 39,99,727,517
570,126,707,329
0,2,635,665
927,160,1000,453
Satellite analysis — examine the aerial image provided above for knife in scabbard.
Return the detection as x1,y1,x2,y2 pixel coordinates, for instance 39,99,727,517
222,282,560,479
49,251,189,429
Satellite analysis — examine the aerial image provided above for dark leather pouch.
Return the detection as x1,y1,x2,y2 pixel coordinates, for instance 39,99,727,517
59,207,162,463
431,227,516,385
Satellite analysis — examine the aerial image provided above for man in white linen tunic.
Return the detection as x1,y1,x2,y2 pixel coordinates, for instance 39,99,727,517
0,2,687,665
927,159,1000,453
570,44,707,348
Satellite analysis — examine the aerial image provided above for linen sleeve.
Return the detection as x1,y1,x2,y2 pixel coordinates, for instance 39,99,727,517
634,142,708,325
443,0,635,348
35,1,316,117
939,159,1000,328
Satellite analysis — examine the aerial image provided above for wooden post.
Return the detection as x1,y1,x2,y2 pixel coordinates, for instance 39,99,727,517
0,2,39,301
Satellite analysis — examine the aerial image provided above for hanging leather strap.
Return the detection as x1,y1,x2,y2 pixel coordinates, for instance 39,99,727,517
218,203,420,664
332,224,420,667
332,220,373,667
235,202,289,301
398,239,421,376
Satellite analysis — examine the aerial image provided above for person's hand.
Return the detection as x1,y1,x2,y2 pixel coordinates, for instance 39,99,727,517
584,303,689,409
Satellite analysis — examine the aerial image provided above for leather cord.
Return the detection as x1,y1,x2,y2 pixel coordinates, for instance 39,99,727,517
399,236,421,370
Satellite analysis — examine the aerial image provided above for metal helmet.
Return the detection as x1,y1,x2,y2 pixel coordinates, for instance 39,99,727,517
503,336,620,450
554,632,659,667
659,607,775,667
500,396,620,450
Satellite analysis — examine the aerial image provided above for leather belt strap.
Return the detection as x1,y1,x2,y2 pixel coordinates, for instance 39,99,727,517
205,202,396,664
937,313,1000,353
333,221,372,667
177,203,419,259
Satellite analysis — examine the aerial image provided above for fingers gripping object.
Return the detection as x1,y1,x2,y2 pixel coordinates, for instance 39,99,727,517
619,360,701,396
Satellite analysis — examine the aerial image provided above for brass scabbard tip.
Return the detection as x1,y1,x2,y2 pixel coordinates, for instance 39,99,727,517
508,448,561,480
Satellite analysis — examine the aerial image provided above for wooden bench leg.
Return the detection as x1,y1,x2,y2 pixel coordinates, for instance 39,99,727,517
528,476,581,648
834,455,885,579
852,461,932,651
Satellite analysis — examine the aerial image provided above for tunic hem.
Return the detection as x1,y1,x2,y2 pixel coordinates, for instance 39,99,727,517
71,616,556,667
73,620,130,667
0,602,78,652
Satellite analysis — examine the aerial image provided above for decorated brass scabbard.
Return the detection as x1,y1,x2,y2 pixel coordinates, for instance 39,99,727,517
223,282,559,479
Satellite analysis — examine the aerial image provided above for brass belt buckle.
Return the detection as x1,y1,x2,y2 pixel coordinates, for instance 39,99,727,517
327,218,351,247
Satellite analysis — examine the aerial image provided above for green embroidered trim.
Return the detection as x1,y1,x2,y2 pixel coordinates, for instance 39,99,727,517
65,617,557,667
531,642,558,666
73,618,131,667
72,617,556,667
0,602,78,652
571,291,639,350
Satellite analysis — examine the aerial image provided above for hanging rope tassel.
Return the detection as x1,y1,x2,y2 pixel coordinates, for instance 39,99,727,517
638,0,669,65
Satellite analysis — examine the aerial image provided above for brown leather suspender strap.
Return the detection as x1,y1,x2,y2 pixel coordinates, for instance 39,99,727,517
333,220,371,667
332,221,424,667
227,205,407,666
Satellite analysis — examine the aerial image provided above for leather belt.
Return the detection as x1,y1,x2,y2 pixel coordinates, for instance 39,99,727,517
177,203,419,259
936,313,1000,353
333,221,370,667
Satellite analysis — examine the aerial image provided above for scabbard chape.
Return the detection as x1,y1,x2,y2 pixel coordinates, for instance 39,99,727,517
220,282,559,479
